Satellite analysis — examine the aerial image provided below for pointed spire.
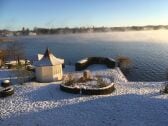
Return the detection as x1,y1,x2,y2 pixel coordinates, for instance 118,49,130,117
44,47,51,58
34,47,64,67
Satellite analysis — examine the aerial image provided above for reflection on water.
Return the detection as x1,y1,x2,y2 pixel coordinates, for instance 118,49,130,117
1,30,168,81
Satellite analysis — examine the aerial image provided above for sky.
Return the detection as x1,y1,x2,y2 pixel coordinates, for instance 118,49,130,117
0,0,168,30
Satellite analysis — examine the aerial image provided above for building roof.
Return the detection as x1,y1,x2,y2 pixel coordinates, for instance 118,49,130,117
37,53,44,61
34,48,64,67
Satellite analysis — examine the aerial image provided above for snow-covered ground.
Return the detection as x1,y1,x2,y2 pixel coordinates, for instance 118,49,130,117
0,65,168,126
63,65,127,83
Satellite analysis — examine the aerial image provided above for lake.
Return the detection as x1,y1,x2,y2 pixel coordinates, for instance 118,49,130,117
1,30,168,81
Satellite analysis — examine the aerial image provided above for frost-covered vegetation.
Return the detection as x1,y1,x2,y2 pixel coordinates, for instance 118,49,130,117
63,71,112,89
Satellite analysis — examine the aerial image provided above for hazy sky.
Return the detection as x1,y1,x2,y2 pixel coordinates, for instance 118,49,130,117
0,0,168,30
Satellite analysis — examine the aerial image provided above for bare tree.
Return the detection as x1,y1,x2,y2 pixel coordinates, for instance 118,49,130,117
0,50,7,67
6,41,25,65
116,56,132,75
6,42,34,84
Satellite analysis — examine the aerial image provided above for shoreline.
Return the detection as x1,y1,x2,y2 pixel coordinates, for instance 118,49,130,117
0,37,15,42
1,29,168,37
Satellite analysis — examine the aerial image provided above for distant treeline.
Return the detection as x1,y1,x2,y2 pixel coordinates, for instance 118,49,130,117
1,25,168,35
33,25,168,35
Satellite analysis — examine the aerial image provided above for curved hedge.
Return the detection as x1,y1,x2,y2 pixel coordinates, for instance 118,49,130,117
0,86,14,98
75,57,116,71
60,84,80,94
60,83,115,95
81,84,115,95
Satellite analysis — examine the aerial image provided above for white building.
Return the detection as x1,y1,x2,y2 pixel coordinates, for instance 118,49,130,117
35,48,64,82
29,32,37,36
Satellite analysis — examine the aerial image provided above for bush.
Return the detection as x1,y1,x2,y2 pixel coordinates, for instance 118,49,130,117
60,84,80,94
116,56,132,68
1,80,11,88
81,84,115,95
96,76,108,88
0,87,14,97
63,74,76,86
161,82,168,94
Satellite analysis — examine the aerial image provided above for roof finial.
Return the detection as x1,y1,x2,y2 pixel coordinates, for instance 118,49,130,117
44,47,51,57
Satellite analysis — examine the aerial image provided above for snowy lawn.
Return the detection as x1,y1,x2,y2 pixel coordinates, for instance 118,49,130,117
0,82,168,126
0,65,168,126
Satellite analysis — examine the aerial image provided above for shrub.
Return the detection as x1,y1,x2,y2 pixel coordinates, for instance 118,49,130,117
83,70,92,80
97,76,108,88
161,82,168,94
77,77,86,83
63,74,75,86
116,56,132,69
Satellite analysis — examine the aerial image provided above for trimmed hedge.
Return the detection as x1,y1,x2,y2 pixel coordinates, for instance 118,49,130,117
60,83,115,95
60,84,80,94
81,84,115,95
75,57,116,71
0,86,14,98
1,80,11,88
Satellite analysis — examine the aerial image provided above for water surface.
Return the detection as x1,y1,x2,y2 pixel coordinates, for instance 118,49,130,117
1,30,168,81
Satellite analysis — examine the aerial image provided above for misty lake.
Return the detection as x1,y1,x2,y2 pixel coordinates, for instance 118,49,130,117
1,30,168,81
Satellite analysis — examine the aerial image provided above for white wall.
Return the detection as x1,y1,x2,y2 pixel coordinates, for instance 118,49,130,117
52,65,63,81
35,65,63,82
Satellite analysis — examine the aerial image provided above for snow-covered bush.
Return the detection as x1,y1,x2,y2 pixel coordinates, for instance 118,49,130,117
96,76,108,88
62,72,112,89
63,74,76,86
162,83,168,94
83,70,92,80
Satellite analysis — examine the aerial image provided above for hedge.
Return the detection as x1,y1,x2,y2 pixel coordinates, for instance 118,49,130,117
60,84,80,94
60,83,115,95
75,57,116,71
0,86,14,98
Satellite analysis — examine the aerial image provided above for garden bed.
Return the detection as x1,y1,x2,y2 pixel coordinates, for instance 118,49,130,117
60,83,115,95
60,71,115,95
81,83,115,95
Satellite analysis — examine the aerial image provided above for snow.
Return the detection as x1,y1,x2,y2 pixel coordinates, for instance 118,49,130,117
63,65,125,89
34,49,64,67
0,65,168,126
77,58,88,64
63,65,127,83
5,60,29,65
37,53,44,60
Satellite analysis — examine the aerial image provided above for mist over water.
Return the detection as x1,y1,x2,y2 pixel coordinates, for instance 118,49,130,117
75,30,168,43
2,30,168,81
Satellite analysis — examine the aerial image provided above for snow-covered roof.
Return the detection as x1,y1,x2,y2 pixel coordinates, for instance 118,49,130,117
37,54,44,61
34,48,64,67
77,58,88,63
